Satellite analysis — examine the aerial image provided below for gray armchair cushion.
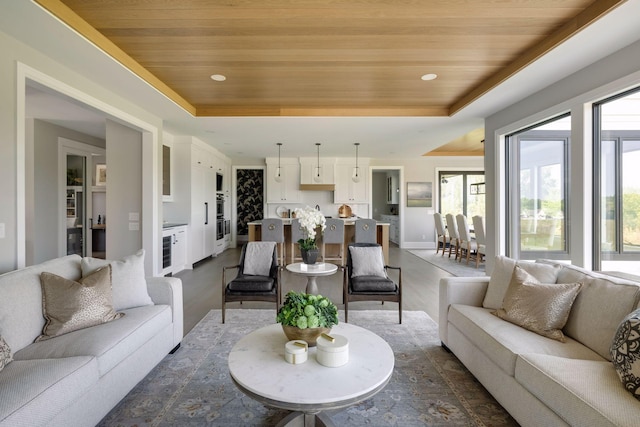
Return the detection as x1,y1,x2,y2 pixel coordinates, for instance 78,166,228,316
350,276,397,294
228,275,275,293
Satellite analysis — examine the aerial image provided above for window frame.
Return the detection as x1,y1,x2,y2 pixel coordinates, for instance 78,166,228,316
505,113,571,260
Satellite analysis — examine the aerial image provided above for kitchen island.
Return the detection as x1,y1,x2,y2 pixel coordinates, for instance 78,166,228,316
247,219,389,264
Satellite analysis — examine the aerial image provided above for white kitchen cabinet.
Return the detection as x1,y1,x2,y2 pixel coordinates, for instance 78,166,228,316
334,162,368,203
164,137,220,267
299,158,335,185
162,226,188,275
191,148,217,261
386,172,399,204
266,159,301,203
381,215,400,244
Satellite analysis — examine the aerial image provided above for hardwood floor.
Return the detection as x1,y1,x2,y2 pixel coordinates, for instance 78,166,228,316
174,244,454,334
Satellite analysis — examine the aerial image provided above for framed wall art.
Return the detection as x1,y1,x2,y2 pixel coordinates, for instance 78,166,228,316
95,164,107,186
406,182,432,207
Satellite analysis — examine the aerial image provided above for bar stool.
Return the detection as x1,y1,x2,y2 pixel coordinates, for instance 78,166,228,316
260,218,285,266
289,218,305,263
322,218,345,266
355,218,377,244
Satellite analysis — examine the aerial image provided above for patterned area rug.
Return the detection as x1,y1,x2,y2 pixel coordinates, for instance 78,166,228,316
98,309,517,427
409,250,487,277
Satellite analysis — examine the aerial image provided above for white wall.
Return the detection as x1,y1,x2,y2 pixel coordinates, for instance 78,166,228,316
0,30,163,273
27,119,104,264
484,38,640,271
106,119,143,259
370,156,483,249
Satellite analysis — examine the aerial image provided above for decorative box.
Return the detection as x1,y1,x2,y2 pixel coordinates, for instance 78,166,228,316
316,333,349,367
284,340,308,364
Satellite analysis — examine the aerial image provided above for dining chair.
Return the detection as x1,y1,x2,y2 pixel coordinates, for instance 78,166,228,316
260,218,285,266
471,215,486,268
343,243,402,324
456,214,477,265
354,218,377,243
433,212,448,255
221,242,281,323
445,214,460,260
322,218,346,266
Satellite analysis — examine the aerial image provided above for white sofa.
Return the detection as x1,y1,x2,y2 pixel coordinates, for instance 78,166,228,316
439,257,640,427
0,254,183,427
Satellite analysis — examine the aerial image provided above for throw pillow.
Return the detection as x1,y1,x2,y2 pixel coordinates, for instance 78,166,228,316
483,256,562,309
243,241,276,276
493,265,582,342
610,308,640,400
350,246,386,278
37,266,124,342
81,249,153,311
0,335,12,372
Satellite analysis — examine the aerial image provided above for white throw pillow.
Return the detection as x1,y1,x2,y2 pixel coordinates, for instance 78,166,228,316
483,256,561,309
81,249,153,311
350,246,386,278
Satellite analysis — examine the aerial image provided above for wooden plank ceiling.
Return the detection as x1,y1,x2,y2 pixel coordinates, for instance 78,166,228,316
35,0,624,154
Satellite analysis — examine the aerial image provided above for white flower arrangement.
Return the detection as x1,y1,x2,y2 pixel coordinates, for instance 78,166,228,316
294,206,326,250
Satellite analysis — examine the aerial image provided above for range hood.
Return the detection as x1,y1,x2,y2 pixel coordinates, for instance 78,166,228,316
299,184,335,191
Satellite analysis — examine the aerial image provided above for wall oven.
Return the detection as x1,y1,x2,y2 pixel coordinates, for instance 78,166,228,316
216,193,225,240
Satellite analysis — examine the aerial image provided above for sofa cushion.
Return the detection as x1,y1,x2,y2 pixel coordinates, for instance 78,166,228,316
0,255,82,353
483,256,561,309
494,265,582,342
516,353,640,427
554,263,640,361
81,250,153,311
37,266,124,342
449,304,603,376
0,356,98,427
15,304,171,377
349,246,386,278
611,308,640,400
0,336,11,373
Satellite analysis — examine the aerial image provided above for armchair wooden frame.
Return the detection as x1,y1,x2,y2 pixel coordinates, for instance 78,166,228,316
221,244,282,323
343,243,402,324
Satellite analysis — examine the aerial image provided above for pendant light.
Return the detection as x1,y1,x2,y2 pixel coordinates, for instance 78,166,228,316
313,143,322,183
275,143,283,182
352,143,361,183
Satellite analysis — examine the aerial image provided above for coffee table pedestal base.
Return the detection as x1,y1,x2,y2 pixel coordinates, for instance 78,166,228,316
276,411,334,427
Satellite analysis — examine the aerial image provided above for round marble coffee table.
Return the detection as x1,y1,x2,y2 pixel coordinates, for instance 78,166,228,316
285,262,338,294
228,323,394,427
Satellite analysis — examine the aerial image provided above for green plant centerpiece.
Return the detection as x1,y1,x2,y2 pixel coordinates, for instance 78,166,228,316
276,291,338,346
294,206,326,264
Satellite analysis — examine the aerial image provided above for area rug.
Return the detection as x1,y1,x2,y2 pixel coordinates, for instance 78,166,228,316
409,250,486,278
98,309,517,427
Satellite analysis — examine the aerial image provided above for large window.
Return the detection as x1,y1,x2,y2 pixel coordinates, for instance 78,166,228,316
595,88,640,273
438,171,485,218
506,114,570,259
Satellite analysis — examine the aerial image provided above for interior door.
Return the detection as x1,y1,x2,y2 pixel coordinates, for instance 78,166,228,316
59,139,105,258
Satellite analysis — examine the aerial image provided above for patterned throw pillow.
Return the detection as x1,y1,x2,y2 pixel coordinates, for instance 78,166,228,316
36,265,124,342
610,309,640,400
0,335,12,372
493,265,582,342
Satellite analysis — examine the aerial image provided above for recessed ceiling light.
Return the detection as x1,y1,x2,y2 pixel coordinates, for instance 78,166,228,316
421,73,438,81
210,74,226,82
